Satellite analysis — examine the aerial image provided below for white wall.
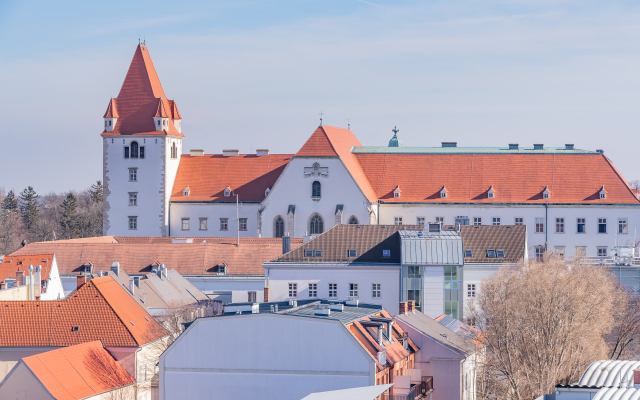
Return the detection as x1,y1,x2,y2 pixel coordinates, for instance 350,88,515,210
266,264,400,314
0,347,60,381
41,255,64,300
159,314,375,400
169,203,261,237
423,266,444,318
0,362,55,400
261,158,371,238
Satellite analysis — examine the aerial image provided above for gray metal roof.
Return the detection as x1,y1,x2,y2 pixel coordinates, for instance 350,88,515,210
352,146,596,155
301,384,393,400
592,388,640,400
399,230,464,266
578,360,640,388
395,311,475,356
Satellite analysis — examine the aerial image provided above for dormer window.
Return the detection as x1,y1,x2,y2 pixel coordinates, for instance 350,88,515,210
440,186,447,198
488,185,495,199
224,187,231,197
599,186,606,199
183,187,190,197
542,186,551,199
393,186,401,198
157,120,161,127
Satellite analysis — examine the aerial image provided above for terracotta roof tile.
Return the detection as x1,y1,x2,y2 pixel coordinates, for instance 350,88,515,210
0,254,54,291
171,154,292,202
0,276,168,347
154,98,170,118
103,98,118,118
168,100,182,120
22,341,135,400
447,225,527,263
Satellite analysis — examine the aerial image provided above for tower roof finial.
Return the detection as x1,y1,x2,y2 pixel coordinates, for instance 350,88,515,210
319,110,323,127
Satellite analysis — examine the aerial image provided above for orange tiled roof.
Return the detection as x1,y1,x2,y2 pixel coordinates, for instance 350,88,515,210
0,276,168,347
434,314,485,348
100,44,184,138
171,154,292,202
354,153,640,204
22,341,135,400
10,237,302,276
168,100,182,120
103,98,118,118
0,254,54,291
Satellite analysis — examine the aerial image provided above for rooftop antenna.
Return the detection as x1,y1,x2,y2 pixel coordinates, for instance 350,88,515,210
348,119,350,130
319,110,323,126
139,35,141,45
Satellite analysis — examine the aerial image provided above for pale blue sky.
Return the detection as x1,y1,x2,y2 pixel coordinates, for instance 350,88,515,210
1,0,639,193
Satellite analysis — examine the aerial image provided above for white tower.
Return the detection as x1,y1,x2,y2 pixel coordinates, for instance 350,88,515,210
101,43,183,236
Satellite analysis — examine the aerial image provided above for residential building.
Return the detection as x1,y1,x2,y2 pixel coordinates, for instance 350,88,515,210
159,300,428,400
0,275,169,399
554,360,640,400
0,341,135,400
101,44,640,261
301,384,393,400
0,254,64,300
395,306,483,400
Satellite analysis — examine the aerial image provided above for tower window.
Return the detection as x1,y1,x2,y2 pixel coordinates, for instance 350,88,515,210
239,218,248,231
129,168,137,181
130,141,139,158
128,217,138,230
309,214,324,235
157,120,161,126
312,181,321,198
129,193,137,206
109,120,112,126
199,218,208,230
171,142,177,159
274,216,284,238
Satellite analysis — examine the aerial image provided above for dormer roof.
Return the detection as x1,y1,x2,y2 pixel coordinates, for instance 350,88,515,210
103,98,118,118
168,100,182,120
599,185,607,193
154,98,171,118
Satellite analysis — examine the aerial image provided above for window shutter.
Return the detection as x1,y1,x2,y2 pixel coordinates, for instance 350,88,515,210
124,147,129,159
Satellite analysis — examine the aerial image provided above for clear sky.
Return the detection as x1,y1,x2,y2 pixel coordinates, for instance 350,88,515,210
1,0,639,194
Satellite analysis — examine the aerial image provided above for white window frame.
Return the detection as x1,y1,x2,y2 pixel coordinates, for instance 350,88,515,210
199,218,208,230
128,216,137,230
535,246,544,261
598,218,607,234
417,217,425,226
129,192,137,206
435,217,444,224
349,283,358,298
181,218,189,231
220,218,229,231
372,283,381,298
239,218,248,231
467,283,476,298
492,217,500,226
597,247,608,257
555,218,564,233
394,217,403,225
577,218,586,233
288,283,297,298
514,217,523,225
128,168,137,182
535,218,545,233
619,218,628,234
473,217,482,226
329,283,337,298
309,283,317,298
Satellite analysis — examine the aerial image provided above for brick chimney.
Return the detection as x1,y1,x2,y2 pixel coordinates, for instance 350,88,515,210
0,282,6,290
408,300,416,312
76,274,87,289
264,287,270,303
16,270,24,286
399,301,408,314
634,369,640,388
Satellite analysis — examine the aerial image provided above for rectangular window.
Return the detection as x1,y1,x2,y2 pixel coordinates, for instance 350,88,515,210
535,218,545,233
464,249,473,257
309,283,317,298
128,217,137,230
467,283,476,298
496,249,505,258
575,246,587,256
124,147,129,159
473,217,482,226
247,292,256,302
598,247,608,257
349,283,358,298
577,218,586,233
535,246,544,261
329,283,337,298
239,218,248,231
435,217,444,224
598,218,607,234
382,250,391,257
417,217,425,226
556,218,564,233
304,249,313,257
554,246,565,258
314,249,323,257
619,218,628,234
394,217,403,225
514,217,523,225
348,249,357,257
139,146,145,159
372,283,381,298
288,283,297,298
199,218,208,230
181,218,189,230
220,218,228,231
492,217,500,226
486,250,496,258
129,192,137,206
128,168,137,181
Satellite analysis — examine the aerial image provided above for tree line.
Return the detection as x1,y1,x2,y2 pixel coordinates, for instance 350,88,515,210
0,182,103,255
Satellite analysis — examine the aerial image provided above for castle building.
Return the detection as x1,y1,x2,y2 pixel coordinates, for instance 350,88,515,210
102,45,640,259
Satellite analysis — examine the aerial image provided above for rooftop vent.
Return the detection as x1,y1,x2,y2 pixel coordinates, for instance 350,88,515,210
224,303,259,314
328,304,344,312
442,142,457,148
288,299,297,307
172,238,193,244
223,149,240,157
565,144,574,150
428,223,441,233
256,149,269,156
314,309,331,316
509,144,519,150
190,149,205,157
596,149,604,154
72,326,79,332
346,299,359,307
534,144,544,150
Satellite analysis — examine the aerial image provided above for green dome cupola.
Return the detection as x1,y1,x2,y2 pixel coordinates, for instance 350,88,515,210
388,126,402,147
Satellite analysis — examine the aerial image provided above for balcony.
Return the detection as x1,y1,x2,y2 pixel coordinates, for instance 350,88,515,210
380,376,433,400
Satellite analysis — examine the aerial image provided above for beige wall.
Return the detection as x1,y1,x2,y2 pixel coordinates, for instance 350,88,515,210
0,362,54,400
0,286,29,300
0,348,60,381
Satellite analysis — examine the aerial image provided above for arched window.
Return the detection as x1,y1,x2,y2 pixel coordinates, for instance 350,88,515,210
274,216,285,238
312,181,321,198
348,216,359,225
130,141,139,159
309,214,324,235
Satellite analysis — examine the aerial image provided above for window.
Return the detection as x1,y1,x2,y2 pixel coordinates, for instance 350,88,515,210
288,283,297,298
441,190,447,198
486,250,496,258
417,217,425,226
239,218,248,231
496,249,505,258
383,250,391,257
183,188,190,197
124,146,129,159
181,218,189,230
372,283,381,298
492,217,500,226
556,218,564,233
129,192,137,206
304,249,313,257
435,217,444,224
171,142,177,159
619,218,628,234
247,292,257,302
199,218,208,230
575,246,587,256
577,218,586,233
309,283,317,298
543,191,550,199
348,249,357,257
394,217,403,225
329,283,337,298
473,217,482,226
535,246,544,261
129,168,137,181
600,191,606,199
467,284,476,298
554,246,565,258
309,214,324,235
348,216,359,225
464,249,473,257
220,218,228,231
598,247,608,257
312,181,321,198
314,249,323,257
139,146,145,159
598,218,607,234
535,218,545,233
274,216,285,238
224,187,231,197
128,217,137,230
218,264,226,275
488,191,494,199
130,141,139,158
349,283,358,297
515,217,523,225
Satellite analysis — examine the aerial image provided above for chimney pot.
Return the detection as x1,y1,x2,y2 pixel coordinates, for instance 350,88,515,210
189,149,205,157
0,282,6,290
256,149,269,156
76,274,87,289
16,271,24,286
408,300,416,312
399,301,408,314
223,149,240,157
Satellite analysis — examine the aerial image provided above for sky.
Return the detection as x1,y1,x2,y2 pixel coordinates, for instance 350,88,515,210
0,0,639,194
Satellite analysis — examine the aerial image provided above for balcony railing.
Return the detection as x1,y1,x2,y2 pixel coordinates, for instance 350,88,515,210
379,376,433,400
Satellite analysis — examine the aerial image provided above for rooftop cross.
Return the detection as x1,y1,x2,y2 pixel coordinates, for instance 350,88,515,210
319,110,323,126
392,126,399,135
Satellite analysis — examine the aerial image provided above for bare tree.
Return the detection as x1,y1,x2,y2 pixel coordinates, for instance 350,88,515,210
468,253,621,400
608,288,640,360
83,347,136,400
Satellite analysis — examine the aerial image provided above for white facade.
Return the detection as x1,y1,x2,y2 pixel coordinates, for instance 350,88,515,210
103,135,182,236
159,314,375,400
169,202,261,237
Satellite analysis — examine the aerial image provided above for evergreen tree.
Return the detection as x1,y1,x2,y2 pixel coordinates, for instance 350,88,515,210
19,186,39,232
60,192,78,236
89,180,103,203
1,190,18,212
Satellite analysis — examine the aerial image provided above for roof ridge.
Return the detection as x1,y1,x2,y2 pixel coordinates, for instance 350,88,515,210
601,154,640,203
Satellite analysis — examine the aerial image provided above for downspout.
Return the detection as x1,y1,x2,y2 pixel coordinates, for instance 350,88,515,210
545,204,548,251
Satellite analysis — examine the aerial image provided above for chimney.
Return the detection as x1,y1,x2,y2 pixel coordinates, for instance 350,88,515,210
34,266,41,298
534,144,544,150
129,279,135,295
264,287,271,303
408,300,415,312
399,301,408,314
256,149,269,156
16,270,24,286
0,282,6,290
111,261,120,276
634,369,640,388
282,236,291,254
565,144,574,150
441,142,457,148
190,149,205,156
223,149,240,157
377,326,384,346
76,274,86,289
508,143,519,150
